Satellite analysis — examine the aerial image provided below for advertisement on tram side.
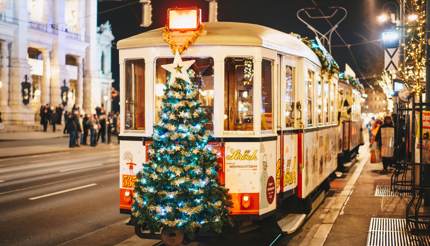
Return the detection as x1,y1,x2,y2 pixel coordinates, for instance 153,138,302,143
283,134,298,192
224,141,277,215
301,128,337,198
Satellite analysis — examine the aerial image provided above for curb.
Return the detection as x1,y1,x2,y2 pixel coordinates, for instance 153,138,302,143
0,149,70,159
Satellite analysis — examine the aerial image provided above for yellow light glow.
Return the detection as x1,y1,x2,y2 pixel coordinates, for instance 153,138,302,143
168,8,201,31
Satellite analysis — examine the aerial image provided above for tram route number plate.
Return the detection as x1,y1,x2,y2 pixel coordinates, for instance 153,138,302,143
122,174,137,188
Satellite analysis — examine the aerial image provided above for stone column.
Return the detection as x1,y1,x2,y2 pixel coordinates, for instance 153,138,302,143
76,56,83,108
8,0,34,125
0,41,10,109
83,0,98,113
50,0,66,106
41,49,50,105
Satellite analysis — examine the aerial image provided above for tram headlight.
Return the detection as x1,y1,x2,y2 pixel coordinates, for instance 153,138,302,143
241,194,251,209
167,7,201,31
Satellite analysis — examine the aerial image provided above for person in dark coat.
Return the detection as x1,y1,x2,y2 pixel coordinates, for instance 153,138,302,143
63,111,69,134
376,116,395,173
41,104,49,132
97,105,106,143
81,114,89,145
67,114,81,148
50,106,57,132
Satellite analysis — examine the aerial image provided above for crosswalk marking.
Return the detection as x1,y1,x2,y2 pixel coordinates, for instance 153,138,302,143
29,183,97,200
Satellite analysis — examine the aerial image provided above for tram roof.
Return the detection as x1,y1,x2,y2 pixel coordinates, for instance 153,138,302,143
117,22,321,66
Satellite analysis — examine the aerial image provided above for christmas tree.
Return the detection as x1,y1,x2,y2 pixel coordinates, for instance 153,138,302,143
132,53,231,235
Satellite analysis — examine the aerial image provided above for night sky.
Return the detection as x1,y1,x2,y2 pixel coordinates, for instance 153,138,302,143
98,0,393,89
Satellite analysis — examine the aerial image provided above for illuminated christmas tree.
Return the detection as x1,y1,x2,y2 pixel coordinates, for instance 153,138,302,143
132,53,231,235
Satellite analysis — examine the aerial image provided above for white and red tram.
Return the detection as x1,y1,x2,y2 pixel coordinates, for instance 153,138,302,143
118,22,341,218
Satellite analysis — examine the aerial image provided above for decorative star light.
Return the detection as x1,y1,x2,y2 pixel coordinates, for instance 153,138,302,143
161,52,195,83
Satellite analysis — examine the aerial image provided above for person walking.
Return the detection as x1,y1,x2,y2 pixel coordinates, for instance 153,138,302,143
376,116,395,173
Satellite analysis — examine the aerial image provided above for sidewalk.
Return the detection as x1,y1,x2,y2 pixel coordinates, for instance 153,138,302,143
323,155,429,245
0,131,66,141
0,129,119,159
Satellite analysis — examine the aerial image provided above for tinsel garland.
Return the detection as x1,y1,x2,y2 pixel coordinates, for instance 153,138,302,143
162,25,204,54
302,37,340,78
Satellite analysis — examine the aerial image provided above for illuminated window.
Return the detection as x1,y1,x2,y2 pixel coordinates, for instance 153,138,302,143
307,70,314,126
285,66,295,128
224,57,254,131
324,81,330,123
125,59,145,130
317,80,323,124
331,82,336,123
155,57,214,131
261,59,273,131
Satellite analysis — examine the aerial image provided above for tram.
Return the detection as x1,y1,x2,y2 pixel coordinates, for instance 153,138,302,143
118,19,342,219
337,70,364,170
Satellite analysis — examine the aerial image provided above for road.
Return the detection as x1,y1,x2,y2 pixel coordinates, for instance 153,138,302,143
0,145,134,246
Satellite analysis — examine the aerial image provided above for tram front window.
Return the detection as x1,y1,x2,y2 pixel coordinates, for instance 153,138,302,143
125,59,145,130
155,57,214,131
224,57,254,131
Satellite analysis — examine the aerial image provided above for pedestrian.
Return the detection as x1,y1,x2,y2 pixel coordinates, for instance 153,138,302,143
63,111,70,134
41,104,49,132
90,114,99,147
376,116,395,173
0,112,4,130
107,112,113,144
75,113,82,147
50,106,57,132
81,114,89,145
97,105,107,143
66,113,81,148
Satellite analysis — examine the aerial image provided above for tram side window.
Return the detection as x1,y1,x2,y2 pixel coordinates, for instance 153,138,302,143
317,80,323,124
285,66,295,128
224,57,254,131
155,57,214,131
125,59,145,130
307,70,314,126
261,59,273,131
330,82,335,123
324,81,330,123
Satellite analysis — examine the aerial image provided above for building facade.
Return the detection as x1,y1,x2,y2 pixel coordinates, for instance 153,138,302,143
0,0,114,127
363,87,388,114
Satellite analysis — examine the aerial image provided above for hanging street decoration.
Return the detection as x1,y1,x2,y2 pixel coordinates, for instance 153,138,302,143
399,0,426,93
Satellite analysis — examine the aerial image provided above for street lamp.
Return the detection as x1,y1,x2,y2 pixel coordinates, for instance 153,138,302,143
382,29,400,48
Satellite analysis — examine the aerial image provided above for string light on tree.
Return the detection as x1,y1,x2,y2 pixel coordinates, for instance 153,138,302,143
132,25,231,235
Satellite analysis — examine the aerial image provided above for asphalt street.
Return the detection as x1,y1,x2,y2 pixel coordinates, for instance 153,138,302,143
0,145,134,246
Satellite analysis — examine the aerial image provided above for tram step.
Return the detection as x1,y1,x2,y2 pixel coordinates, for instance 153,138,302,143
277,213,306,234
